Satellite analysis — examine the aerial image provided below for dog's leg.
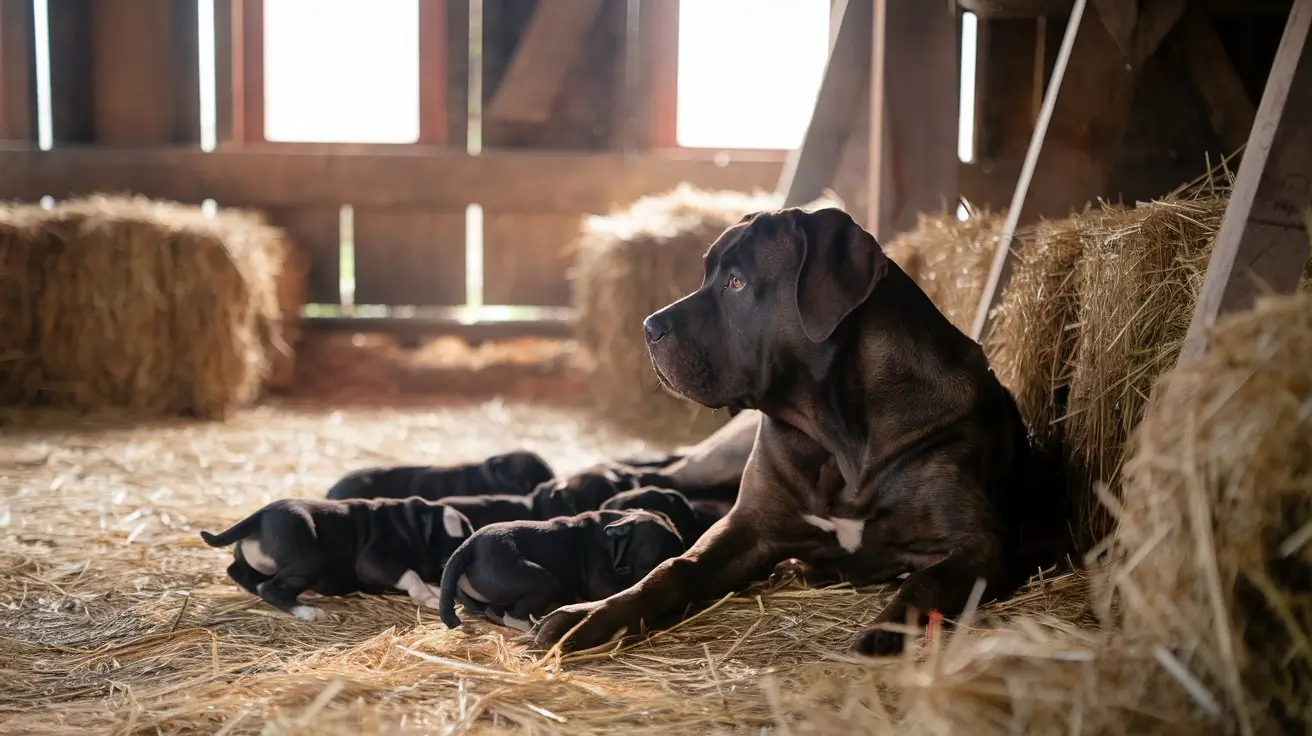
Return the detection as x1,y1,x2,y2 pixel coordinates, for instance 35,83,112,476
256,572,325,621
533,513,777,651
394,569,442,610
226,559,267,596
854,538,1004,656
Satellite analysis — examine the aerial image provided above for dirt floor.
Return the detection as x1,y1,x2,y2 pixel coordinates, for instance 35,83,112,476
0,335,1091,734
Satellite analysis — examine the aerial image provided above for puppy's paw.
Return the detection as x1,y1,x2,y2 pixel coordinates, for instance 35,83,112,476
291,605,327,622
532,600,628,652
767,558,815,587
853,626,905,657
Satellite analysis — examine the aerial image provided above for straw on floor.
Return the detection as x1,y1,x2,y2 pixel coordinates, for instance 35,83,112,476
0,195,304,419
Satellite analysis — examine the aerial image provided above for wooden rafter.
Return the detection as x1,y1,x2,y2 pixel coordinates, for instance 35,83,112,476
1177,0,1312,366
0,0,35,142
485,0,606,125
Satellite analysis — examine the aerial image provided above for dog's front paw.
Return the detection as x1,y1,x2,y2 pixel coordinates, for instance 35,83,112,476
532,600,630,652
291,605,328,621
854,626,904,657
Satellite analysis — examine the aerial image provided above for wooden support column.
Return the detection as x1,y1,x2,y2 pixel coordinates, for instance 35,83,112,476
623,0,679,150
777,0,873,210
0,0,36,142
89,0,200,144
1178,0,1312,366
419,0,468,147
46,0,94,144
866,0,960,241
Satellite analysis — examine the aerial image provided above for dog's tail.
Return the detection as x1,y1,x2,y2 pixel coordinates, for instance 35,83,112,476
199,511,262,548
438,539,475,629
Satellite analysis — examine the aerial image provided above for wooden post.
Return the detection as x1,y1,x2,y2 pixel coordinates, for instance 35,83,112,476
621,0,678,150
1177,0,1312,367
46,0,94,144
419,0,468,147
0,0,36,142
89,0,200,144
777,0,873,209
866,0,960,241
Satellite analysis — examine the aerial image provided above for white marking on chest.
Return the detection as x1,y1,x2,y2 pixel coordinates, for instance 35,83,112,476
801,514,866,553
240,538,278,575
443,506,468,538
396,569,441,609
502,615,533,632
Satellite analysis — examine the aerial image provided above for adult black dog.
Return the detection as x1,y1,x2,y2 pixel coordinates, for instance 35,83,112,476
325,451,554,502
200,497,473,619
532,207,1068,655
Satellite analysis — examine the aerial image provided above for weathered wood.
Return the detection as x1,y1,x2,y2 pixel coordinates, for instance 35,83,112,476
213,0,237,145
867,0,960,240
621,0,678,150
1091,0,1138,54
972,0,1091,343
486,0,606,125
1178,0,1312,366
46,0,94,144
975,18,1042,162
778,0,873,208
353,209,467,306
239,0,265,143
0,147,783,213
304,311,574,341
88,0,200,143
259,205,343,305
0,0,35,141
482,212,585,306
419,0,466,146
1169,2,1257,153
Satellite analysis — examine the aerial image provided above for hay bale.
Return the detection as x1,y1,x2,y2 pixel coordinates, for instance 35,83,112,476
0,195,304,419
1104,290,1312,733
572,184,838,442
884,203,1003,334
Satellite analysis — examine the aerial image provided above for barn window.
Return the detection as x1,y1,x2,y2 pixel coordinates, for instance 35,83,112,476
675,0,830,150
262,0,421,144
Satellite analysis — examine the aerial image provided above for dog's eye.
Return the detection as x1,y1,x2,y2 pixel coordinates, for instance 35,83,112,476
726,274,745,291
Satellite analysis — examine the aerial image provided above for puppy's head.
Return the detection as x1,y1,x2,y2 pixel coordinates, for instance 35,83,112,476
481,450,555,494
601,487,699,548
601,510,686,582
642,207,888,410
535,467,627,515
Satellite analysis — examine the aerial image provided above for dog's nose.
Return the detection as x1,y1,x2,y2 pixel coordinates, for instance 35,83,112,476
643,314,671,344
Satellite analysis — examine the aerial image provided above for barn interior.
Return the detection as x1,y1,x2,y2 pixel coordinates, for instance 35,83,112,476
1,0,1310,733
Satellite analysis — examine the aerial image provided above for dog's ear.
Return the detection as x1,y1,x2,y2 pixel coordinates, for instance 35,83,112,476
604,517,635,575
791,207,888,343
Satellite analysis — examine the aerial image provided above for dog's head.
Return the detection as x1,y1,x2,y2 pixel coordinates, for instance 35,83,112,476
480,450,555,494
600,509,686,582
642,207,888,410
534,466,629,516
601,487,699,548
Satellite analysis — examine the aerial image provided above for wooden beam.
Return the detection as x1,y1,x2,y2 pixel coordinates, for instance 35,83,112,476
88,0,199,144
971,0,1090,343
1169,1,1257,153
970,0,1186,342
778,0,873,207
0,147,783,213
240,0,265,144
1178,0,1312,366
0,0,35,142
46,0,94,144
304,311,574,342
419,0,466,146
867,0,960,240
485,0,606,125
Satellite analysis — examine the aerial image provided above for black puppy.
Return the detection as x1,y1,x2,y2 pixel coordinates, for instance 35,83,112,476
438,509,686,632
200,497,474,619
600,487,705,545
325,450,554,502
434,466,640,530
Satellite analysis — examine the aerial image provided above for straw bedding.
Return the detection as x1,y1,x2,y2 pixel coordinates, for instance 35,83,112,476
571,185,838,443
0,195,304,419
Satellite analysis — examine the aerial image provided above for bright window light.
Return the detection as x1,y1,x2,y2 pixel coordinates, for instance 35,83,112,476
263,0,420,143
676,0,830,150
957,11,978,163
